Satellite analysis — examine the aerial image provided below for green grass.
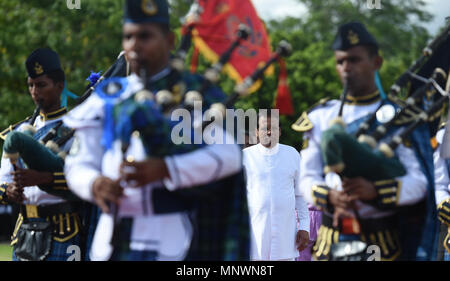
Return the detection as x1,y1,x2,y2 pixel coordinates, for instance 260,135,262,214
0,243,12,261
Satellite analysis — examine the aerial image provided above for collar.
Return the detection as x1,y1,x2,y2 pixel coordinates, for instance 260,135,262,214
344,90,380,105
39,107,67,121
132,67,171,87
257,143,280,155
149,67,171,82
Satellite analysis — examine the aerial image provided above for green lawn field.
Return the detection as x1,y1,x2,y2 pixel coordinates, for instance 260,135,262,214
0,243,12,261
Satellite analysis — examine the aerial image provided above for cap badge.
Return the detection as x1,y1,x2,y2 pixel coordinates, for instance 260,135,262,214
34,62,44,75
347,30,359,45
142,0,158,16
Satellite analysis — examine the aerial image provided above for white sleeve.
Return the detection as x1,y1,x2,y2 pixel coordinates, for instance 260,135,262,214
0,155,14,185
64,126,104,202
395,144,428,206
294,151,310,232
296,195,310,232
294,151,310,233
299,130,327,205
434,146,450,205
163,142,242,191
162,122,242,190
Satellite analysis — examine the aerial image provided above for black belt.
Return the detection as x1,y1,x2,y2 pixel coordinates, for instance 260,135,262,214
20,202,79,220
322,212,398,233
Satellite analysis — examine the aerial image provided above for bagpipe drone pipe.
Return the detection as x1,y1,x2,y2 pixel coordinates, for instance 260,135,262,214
113,23,253,157
114,38,292,159
321,68,449,181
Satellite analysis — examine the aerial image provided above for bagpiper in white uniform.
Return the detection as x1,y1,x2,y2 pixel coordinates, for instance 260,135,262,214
295,22,429,261
298,96,428,260
66,0,248,261
0,48,81,261
64,74,243,261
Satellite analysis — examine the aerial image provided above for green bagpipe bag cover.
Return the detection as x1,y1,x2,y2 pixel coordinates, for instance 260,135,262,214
3,131,64,172
2,130,82,201
320,122,406,181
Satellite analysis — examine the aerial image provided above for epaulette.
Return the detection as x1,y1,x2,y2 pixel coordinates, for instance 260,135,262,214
291,98,330,132
0,116,32,141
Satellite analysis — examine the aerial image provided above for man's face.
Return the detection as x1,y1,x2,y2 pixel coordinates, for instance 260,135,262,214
27,75,62,112
335,46,381,95
257,116,280,148
122,23,174,76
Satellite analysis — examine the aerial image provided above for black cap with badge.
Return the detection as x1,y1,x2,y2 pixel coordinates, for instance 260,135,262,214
124,0,169,25
25,48,62,78
332,21,379,52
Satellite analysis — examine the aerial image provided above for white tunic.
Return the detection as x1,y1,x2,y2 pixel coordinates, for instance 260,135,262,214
63,73,242,261
299,99,428,218
243,143,309,260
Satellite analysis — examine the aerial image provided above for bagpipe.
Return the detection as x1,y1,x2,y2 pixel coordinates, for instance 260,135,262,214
3,122,72,172
321,21,450,181
112,27,292,158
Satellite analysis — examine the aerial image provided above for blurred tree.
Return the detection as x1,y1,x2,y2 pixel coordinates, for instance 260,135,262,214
0,0,125,128
0,0,443,151
0,0,192,129
169,0,193,29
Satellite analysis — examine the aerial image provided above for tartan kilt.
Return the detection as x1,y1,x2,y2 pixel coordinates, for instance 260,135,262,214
183,169,250,261
111,170,251,261
78,202,101,261
108,218,157,261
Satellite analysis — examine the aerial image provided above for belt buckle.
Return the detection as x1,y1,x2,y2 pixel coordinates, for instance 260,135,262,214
25,205,39,218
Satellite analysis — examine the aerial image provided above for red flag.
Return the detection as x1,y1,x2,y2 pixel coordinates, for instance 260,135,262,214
192,0,273,86
275,58,294,115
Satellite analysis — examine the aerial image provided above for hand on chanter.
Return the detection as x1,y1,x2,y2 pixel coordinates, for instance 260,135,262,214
342,177,377,201
5,184,25,204
92,176,123,213
11,167,53,187
119,157,170,187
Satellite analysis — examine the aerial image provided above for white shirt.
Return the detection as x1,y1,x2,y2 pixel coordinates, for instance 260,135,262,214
299,99,428,218
63,73,242,261
243,143,309,260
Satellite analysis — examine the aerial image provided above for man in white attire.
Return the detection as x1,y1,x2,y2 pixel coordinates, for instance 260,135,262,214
243,110,310,261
